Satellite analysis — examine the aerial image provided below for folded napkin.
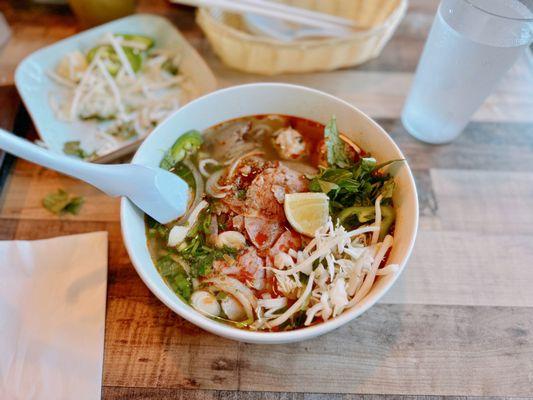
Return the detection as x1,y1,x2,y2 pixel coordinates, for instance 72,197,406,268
0,232,108,400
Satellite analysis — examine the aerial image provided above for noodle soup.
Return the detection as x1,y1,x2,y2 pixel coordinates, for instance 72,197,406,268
146,114,401,331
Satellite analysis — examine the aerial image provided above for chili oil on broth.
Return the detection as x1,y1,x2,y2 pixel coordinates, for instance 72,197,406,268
201,115,324,165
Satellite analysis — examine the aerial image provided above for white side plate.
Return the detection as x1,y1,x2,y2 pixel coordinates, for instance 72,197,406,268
15,13,217,163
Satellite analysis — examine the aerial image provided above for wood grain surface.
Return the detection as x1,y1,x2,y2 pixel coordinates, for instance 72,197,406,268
0,0,532,399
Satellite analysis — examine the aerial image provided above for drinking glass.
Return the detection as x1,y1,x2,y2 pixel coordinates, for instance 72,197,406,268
401,0,533,144
0,12,10,51
68,0,137,27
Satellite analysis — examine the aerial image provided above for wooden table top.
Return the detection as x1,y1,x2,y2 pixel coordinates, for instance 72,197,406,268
1,1,533,399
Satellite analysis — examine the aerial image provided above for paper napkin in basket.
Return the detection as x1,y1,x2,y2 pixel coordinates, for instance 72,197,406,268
0,232,108,400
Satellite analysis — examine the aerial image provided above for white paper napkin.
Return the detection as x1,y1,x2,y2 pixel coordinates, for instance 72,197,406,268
0,232,108,400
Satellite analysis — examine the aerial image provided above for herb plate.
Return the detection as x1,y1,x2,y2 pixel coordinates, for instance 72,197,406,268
14,14,217,163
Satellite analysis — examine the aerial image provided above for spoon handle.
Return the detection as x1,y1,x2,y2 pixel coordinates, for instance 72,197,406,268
0,128,125,196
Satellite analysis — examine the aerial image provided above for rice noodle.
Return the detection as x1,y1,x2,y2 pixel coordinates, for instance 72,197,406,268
206,276,259,321
375,264,399,275
105,32,135,77
119,39,149,50
178,159,204,222
248,123,273,140
198,158,220,177
224,142,260,162
207,215,218,245
273,236,343,276
95,59,126,118
208,276,257,307
268,272,315,328
69,57,99,120
168,200,208,247
186,200,208,227
46,70,77,88
348,235,394,308
371,195,383,245
347,225,379,238
275,226,379,276
257,297,287,310
304,303,323,326
227,150,265,179
205,169,231,199
339,134,362,154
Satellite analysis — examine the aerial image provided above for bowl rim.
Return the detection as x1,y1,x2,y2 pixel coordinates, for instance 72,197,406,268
197,0,409,46
121,82,419,343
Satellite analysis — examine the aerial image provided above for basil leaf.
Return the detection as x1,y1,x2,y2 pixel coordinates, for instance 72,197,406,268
172,162,196,190
318,180,339,194
324,116,351,168
321,168,352,183
374,159,405,171
353,157,377,179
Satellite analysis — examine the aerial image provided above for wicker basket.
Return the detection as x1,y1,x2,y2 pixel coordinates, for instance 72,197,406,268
197,0,408,75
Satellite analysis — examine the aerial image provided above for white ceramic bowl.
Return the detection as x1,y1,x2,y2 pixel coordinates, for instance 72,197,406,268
121,83,418,344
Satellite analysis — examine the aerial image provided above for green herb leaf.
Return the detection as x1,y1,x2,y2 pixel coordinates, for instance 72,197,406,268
307,147,400,234
353,157,377,179
324,116,351,168
162,58,179,75
146,215,170,239
176,209,239,278
122,46,143,73
86,45,121,75
236,189,247,200
310,178,339,194
374,159,405,172
63,196,85,215
157,256,182,277
321,168,352,183
63,141,94,159
337,178,360,192
79,114,116,122
42,189,69,214
107,120,137,140
380,178,395,199
172,273,192,300
42,189,85,215
156,255,192,300
172,162,196,190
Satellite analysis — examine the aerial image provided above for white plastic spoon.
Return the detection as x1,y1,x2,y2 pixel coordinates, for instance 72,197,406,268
0,128,189,224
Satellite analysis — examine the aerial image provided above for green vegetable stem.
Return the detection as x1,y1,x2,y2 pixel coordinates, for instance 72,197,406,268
337,205,395,240
160,130,203,170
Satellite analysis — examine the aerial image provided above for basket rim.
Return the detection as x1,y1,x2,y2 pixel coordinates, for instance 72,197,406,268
197,0,408,47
